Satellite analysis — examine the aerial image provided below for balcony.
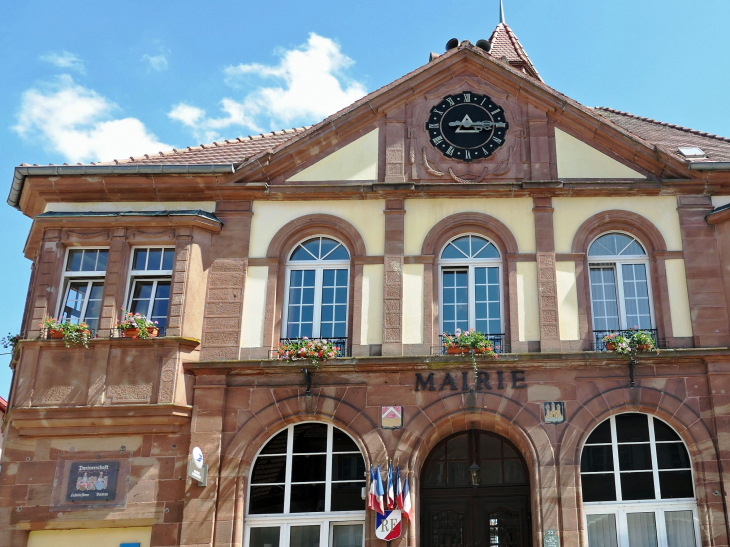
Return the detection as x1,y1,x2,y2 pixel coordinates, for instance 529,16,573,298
592,329,664,351
38,325,167,341
433,333,509,356
270,337,351,359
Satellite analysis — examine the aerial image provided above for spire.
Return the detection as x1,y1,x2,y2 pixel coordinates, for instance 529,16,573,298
499,0,505,24
488,4,542,82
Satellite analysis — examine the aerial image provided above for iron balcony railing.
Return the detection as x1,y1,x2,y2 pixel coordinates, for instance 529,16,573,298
592,329,663,351
433,333,509,356
271,337,351,359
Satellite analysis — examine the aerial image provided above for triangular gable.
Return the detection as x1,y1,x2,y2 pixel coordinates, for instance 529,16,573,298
287,129,378,182
555,128,645,179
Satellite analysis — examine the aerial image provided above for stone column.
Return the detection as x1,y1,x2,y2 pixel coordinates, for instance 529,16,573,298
98,227,129,334
677,195,730,347
533,197,561,352
382,198,405,356
27,228,63,338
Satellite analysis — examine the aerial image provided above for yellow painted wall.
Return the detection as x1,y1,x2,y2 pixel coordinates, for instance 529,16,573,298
361,264,384,345
402,264,424,344
712,196,730,208
45,201,217,213
240,266,269,348
555,128,645,179
29,527,151,547
250,200,385,258
516,262,540,341
553,196,683,253
404,198,536,256
287,129,378,182
556,261,580,341
665,259,693,338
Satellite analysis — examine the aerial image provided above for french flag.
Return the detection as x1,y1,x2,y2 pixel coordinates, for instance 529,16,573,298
394,464,403,510
402,473,413,521
375,465,386,515
368,466,378,512
386,461,395,510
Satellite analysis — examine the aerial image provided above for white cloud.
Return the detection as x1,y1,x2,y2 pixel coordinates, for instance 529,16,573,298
141,54,168,71
13,75,171,164
169,33,366,141
39,51,86,74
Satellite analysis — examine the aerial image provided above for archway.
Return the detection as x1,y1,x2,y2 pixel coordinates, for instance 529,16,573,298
420,429,531,547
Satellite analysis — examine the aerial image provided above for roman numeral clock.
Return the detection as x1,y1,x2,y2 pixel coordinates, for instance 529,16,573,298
425,92,509,162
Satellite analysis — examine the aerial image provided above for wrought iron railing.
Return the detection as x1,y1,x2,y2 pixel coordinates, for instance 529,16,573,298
433,333,509,355
271,337,350,359
593,329,662,351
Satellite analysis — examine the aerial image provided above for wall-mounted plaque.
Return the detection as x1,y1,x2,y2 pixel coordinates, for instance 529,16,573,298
381,406,403,429
544,529,559,546
66,461,119,502
543,402,565,424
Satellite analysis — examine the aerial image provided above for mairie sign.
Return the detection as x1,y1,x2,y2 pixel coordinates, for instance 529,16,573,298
375,509,402,541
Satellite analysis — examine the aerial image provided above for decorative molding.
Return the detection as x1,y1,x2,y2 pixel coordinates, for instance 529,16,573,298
63,229,110,241
422,146,512,182
130,228,176,240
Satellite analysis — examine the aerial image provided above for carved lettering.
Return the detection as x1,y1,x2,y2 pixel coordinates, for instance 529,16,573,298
511,370,527,389
440,373,457,391
416,373,435,392
477,371,491,390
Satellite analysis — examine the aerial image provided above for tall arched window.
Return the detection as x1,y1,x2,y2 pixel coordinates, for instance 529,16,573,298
588,233,654,344
580,413,699,546
439,234,503,337
284,237,350,341
247,423,366,547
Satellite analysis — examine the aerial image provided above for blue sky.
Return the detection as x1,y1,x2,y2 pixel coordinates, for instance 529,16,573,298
0,0,728,398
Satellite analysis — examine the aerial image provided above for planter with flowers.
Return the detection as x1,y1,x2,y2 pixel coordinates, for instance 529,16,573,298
277,337,341,367
116,311,159,340
1,332,21,356
40,318,92,348
442,329,497,357
602,329,657,356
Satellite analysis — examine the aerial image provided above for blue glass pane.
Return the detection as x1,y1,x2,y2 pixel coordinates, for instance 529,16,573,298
67,249,83,271
488,285,499,301
475,267,486,284
623,240,646,256
488,303,500,318
162,249,175,270
155,282,171,299
441,243,466,259
335,288,347,303
443,289,454,304
488,320,500,334
335,269,348,284
291,246,316,261
320,238,338,258
325,245,350,261
290,307,300,322
303,239,321,258
320,324,333,338
455,305,468,320
290,288,301,305
89,283,104,299
452,237,470,256
96,250,108,271
323,269,335,285
148,248,163,270
303,270,316,285
475,286,486,301
130,299,150,315
487,267,499,284
443,271,456,287
133,282,153,299
303,288,315,303
321,306,333,321
443,306,454,321
300,323,313,338
474,242,500,259
302,305,313,322
476,320,488,332
290,270,302,286
322,288,334,304
133,249,147,270
334,323,346,337
152,298,169,317
456,288,467,304
335,305,346,321
81,250,97,271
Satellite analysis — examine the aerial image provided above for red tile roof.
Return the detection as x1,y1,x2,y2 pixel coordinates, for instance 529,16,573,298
488,23,541,81
594,107,730,162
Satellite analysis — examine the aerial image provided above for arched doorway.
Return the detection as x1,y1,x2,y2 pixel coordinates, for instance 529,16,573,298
420,429,531,547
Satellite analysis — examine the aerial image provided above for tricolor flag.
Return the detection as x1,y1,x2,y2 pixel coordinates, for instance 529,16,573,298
402,473,413,521
368,466,378,512
386,461,395,510
375,464,385,515
394,464,403,510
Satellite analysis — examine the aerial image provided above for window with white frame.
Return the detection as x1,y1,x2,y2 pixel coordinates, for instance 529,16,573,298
284,237,350,340
439,234,502,335
126,247,174,333
246,423,366,547
59,248,108,333
581,413,700,547
588,233,653,332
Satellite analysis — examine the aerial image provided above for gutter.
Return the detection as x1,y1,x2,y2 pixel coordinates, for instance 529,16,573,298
688,161,730,171
7,163,236,211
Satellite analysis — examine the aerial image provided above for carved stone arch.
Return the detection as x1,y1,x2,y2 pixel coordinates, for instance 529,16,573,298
262,214,369,351
419,212,523,351
569,210,677,348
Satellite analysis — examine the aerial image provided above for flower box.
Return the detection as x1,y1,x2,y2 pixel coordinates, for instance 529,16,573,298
50,330,65,339
123,327,158,339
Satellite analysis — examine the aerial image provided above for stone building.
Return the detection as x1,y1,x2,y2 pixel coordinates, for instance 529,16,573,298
2,14,730,547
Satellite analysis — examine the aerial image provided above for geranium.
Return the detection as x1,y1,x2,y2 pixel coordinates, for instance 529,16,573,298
277,338,342,367
40,317,92,348
1,332,21,352
602,329,658,356
115,310,159,339
442,328,498,372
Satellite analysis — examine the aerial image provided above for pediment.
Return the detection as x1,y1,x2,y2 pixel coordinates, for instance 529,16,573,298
231,45,692,186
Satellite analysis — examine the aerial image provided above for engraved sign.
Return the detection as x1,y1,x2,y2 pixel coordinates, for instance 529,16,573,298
544,529,559,547
66,461,119,502
543,402,565,424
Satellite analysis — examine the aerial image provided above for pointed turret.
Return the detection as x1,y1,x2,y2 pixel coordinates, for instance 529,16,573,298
489,1,542,81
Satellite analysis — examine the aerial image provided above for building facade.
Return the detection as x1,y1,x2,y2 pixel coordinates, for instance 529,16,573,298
2,19,730,547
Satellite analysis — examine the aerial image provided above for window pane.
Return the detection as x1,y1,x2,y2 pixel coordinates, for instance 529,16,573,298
618,444,652,471
581,446,614,472
620,472,655,500
67,249,83,271
586,420,613,444
147,248,162,270
333,453,365,481
474,242,499,258
616,414,650,443
290,483,326,512
261,430,288,455
653,418,681,441
582,474,616,502
623,264,651,329
481,460,502,485
249,485,285,514
586,514,618,547
333,428,358,452
133,249,147,270
80,250,97,271
331,481,366,511
291,454,326,482
626,512,658,547
590,267,620,331
504,460,526,484
659,471,694,499
326,245,350,261
665,511,696,547
447,434,468,460
251,456,287,484
162,249,175,270
290,526,320,547
656,443,691,470
332,524,363,547
423,461,446,487
447,461,469,486
62,282,88,322
250,527,280,547
292,423,327,453
132,281,154,300
452,237,470,257
96,250,108,271
480,435,502,459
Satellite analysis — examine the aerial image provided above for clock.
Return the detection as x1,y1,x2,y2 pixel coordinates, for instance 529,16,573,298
425,92,509,162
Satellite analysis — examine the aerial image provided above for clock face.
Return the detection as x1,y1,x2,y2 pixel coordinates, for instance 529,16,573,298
425,92,509,162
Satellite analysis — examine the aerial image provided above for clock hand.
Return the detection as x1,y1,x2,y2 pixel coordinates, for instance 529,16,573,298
448,120,507,131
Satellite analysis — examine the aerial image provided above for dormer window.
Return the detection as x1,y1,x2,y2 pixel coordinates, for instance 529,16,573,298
677,147,706,159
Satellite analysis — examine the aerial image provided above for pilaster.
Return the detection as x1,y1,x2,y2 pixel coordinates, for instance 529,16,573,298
382,198,405,356
533,197,561,352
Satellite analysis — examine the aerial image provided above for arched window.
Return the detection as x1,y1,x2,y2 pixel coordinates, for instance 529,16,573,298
439,234,502,337
588,233,654,341
580,413,699,547
247,423,366,547
284,237,350,341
